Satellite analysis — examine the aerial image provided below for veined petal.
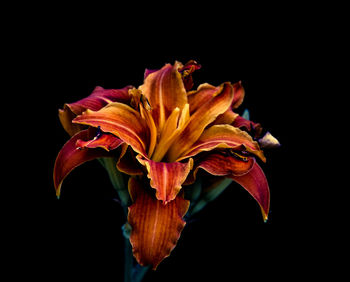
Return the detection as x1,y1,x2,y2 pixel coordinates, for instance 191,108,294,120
151,104,190,162
116,145,144,176
178,60,201,91
53,130,115,198
211,108,238,126
139,62,188,133
187,83,220,114
194,153,255,177
231,81,245,109
128,178,190,270
230,162,270,222
76,130,124,151
232,115,263,139
136,155,193,204
73,102,149,157
59,86,132,136
178,124,266,162
167,83,234,162
139,103,157,157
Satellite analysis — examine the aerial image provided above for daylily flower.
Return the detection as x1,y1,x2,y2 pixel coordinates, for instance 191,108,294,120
54,60,279,270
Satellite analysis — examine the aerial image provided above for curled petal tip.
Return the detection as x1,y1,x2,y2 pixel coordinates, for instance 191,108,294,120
231,162,270,223
262,211,269,223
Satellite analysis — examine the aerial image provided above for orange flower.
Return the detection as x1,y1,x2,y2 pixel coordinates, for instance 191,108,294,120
54,60,279,270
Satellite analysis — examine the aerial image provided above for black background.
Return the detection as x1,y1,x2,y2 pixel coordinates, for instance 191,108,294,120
6,7,332,281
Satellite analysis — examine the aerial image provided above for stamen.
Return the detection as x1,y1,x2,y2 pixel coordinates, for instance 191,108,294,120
141,94,152,111
228,149,249,162
76,126,102,150
95,126,102,139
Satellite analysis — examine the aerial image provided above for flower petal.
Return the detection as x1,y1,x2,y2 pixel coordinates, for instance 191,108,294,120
230,162,270,221
73,102,149,157
139,62,188,133
232,115,263,139
194,153,255,177
59,86,132,136
53,129,116,198
178,60,201,91
178,124,266,162
167,82,234,162
187,83,220,114
116,145,144,176
211,108,238,126
128,178,190,270
150,104,190,162
136,156,193,204
231,81,245,109
76,130,124,151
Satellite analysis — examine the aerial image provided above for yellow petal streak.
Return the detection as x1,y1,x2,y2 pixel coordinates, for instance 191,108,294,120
167,83,234,162
140,104,157,157
139,63,187,136
151,104,190,162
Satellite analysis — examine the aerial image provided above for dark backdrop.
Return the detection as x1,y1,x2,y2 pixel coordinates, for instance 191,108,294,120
8,15,319,281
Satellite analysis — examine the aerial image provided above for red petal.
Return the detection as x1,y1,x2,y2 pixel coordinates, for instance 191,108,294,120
231,81,245,109
128,178,190,270
65,85,132,114
195,153,255,177
230,162,270,221
178,60,201,91
116,145,144,175
76,131,124,151
73,103,149,157
137,156,193,204
232,115,263,139
59,86,132,136
179,124,266,163
53,130,112,198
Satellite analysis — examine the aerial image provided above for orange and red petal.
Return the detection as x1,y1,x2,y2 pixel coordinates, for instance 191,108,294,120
66,85,132,114
232,115,263,139
187,83,221,115
137,156,193,204
127,178,190,270
116,145,144,176
195,153,255,177
179,124,265,162
73,103,149,157
231,81,245,109
76,131,123,151
139,62,188,133
178,60,201,91
230,162,270,221
53,129,120,198
59,86,132,136
167,82,234,162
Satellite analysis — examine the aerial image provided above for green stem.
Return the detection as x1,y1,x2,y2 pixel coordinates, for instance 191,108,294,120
123,232,150,282
190,178,233,216
98,157,130,208
124,237,133,282
99,158,149,281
